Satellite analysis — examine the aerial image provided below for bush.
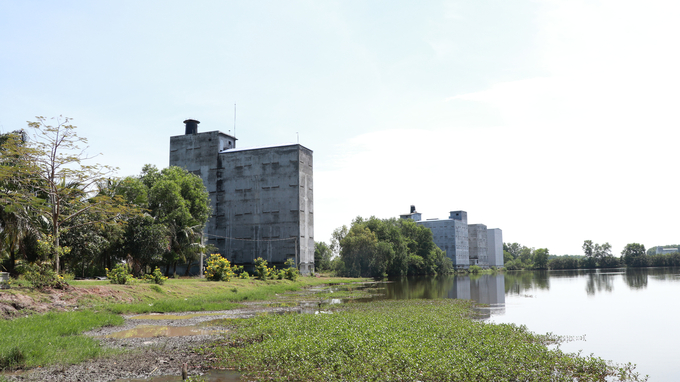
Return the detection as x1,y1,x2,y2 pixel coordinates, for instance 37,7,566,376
239,271,250,279
284,259,299,281
142,267,168,285
254,257,274,280
21,262,69,290
205,254,235,281
106,264,134,285
469,265,481,274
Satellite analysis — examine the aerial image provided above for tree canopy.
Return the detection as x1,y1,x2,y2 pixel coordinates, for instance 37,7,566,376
334,216,452,278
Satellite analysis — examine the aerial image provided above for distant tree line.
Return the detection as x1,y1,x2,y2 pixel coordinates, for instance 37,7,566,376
315,216,453,278
504,241,680,270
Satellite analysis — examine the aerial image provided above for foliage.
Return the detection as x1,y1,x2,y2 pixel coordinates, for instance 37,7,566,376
532,248,550,269
468,264,481,274
336,216,452,278
622,243,647,267
106,263,134,285
284,258,299,281
313,241,332,272
204,254,235,281
142,267,168,285
254,257,276,280
548,256,582,270
142,165,210,276
0,310,123,370
0,116,140,274
21,262,69,290
214,299,646,382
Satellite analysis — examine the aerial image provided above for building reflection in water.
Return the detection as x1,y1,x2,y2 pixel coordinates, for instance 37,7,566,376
383,274,506,318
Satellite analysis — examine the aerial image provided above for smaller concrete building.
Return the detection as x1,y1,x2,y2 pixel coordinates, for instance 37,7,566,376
400,206,502,269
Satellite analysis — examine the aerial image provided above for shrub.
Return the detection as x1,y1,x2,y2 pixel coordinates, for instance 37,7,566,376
142,267,168,285
21,262,69,290
254,257,274,280
284,259,299,281
239,271,250,280
469,265,481,274
106,264,134,285
205,254,235,281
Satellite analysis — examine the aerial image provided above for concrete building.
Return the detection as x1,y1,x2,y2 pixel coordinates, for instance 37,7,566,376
169,119,314,274
400,206,502,269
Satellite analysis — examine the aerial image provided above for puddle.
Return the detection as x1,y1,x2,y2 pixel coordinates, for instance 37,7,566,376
105,325,228,339
131,313,222,320
115,369,241,382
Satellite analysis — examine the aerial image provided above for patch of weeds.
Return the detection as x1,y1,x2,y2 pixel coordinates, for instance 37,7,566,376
213,299,647,382
149,284,164,293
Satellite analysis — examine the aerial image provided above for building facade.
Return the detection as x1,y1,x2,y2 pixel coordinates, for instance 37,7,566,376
169,119,314,274
401,206,502,269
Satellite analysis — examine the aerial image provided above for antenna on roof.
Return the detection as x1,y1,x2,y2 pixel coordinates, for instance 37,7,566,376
233,103,237,138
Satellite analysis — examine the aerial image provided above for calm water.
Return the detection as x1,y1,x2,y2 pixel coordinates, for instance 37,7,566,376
379,268,680,381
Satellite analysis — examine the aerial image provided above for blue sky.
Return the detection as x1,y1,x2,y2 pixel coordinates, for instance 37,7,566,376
2,0,679,257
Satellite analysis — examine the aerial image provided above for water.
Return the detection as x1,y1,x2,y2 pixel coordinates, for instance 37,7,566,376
379,268,680,381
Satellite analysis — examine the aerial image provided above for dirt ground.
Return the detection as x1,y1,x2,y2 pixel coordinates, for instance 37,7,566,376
2,303,312,382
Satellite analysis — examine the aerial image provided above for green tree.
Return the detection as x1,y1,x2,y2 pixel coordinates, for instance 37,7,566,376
144,165,210,276
532,248,549,269
621,243,647,267
314,241,332,272
0,117,139,273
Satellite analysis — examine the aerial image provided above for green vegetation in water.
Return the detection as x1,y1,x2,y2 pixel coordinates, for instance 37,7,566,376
0,310,123,370
212,299,646,381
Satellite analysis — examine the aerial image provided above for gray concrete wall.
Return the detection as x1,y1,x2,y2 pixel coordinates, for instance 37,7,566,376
486,228,503,267
468,224,488,266
417,218,469,268
169,127,314,274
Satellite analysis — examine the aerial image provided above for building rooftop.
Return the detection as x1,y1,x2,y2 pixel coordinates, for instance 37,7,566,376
220,143,312,153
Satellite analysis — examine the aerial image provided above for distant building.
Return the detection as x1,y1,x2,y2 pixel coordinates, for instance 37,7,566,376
652,246,679,255
169,119,314,274
400,206,502,269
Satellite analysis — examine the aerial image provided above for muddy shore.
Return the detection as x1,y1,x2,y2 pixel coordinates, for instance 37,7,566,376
2,303,315,382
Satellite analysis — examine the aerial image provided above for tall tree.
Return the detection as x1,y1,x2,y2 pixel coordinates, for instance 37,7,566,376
0,116,138,273
621,243,646,267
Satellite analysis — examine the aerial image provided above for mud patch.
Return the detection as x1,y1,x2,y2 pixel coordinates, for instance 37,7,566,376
130,312,222,320
104,325,227,339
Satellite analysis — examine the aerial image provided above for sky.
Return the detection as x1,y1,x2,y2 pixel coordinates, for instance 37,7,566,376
2,0,679,257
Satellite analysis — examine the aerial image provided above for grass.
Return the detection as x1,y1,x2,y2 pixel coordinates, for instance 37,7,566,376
0,310,123,370
0,276,366,371
212,299,646,382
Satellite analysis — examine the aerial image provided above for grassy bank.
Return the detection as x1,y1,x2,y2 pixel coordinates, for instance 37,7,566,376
0,311,123,370
212,299,646,382
0,276,364,372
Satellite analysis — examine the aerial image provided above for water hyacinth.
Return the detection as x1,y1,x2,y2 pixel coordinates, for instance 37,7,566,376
213,299,646,382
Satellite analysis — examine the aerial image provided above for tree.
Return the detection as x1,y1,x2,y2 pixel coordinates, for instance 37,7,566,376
621,243,646,267
314,241,332,272
143,165,210,276
0,117,139,273
532,248,550,269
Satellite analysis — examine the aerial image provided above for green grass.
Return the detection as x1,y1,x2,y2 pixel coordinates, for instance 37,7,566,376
212,299,646,382
0,310,124,370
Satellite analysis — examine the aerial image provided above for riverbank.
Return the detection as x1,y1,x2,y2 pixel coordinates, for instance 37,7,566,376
1,277,648,381
0,276,367,379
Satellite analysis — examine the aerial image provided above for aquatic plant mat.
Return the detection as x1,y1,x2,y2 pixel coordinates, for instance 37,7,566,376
213,299,646,382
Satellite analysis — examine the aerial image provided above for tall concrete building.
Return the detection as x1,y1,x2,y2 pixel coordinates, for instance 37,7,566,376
169,119,314,274
400,206,502,269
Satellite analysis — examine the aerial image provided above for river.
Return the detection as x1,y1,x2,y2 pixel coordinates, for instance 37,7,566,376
377,268,680,381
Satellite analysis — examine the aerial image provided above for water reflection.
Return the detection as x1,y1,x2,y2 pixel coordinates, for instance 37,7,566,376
505,271,550,295
585,271,615,295
624,268,648,289
382,274,506,317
